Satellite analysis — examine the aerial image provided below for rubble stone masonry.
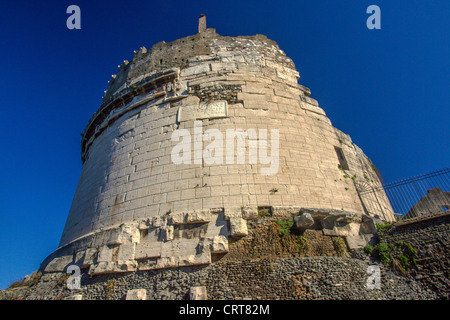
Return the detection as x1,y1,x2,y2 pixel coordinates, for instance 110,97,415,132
40,27,395,279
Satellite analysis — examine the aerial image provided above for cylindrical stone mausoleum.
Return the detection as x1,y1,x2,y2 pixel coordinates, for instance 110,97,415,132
41,23,394,275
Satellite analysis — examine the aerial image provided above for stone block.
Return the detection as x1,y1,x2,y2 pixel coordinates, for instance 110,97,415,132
44,255,73,273
138,217,161,230
180,64,209,77
82,248,98,267
224,207,242,220
237,92,269,110
210,235,229,253
74,250,86,267
135,242,162,259
88,261,109,275
97,245,114,262
118,244,135,261
126,289,147,300
107,223,139,245
181,95,200,106
294,213,314,230
180,253,211,266
159,225,174,241
241,206,258,220
300,101,326,116
169,210,211,225
345,235,367,250
210,62,237,72
243,83,269,95
230,218,248,237
155,256,178,269
177,100,228,122
299,208,362,230
302,96,319,107
188,210,212,223
89,260,138,275
136,258,158,271
360,216,378,234
322,222,361,237
115,260,138,272
273,206,301,219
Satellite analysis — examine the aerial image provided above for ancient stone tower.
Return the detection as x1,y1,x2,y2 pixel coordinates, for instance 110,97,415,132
42,17,395,276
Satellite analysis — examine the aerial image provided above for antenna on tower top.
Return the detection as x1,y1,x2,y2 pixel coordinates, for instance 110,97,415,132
198,14,206,33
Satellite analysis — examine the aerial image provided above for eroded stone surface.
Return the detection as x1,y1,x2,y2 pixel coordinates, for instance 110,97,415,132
229,218,248,237
345,235,368,249
295,213,314,230
44,255,73,273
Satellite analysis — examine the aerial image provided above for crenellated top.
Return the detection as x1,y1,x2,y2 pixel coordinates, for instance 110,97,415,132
102,29,296,103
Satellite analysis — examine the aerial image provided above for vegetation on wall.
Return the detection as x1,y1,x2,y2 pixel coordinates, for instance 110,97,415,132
105,279,116,300
332,237,347,257
258,207,272,218
364,240,417,274
8,272,42,289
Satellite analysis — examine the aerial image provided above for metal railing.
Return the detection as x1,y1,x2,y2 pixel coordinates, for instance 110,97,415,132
357,168,450,221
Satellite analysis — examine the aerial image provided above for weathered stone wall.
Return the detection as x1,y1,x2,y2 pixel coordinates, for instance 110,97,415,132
406,188,450,219
40,210,361,276
380,213,450,299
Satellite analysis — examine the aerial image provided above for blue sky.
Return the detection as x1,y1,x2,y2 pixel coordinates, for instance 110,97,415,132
0,0,448,289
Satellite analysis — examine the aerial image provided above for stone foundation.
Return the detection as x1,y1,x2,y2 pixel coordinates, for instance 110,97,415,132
39,207,379,277
3,213,448,300
1,257,437,300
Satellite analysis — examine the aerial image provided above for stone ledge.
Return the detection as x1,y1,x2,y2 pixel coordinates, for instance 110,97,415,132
41,207,379,276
